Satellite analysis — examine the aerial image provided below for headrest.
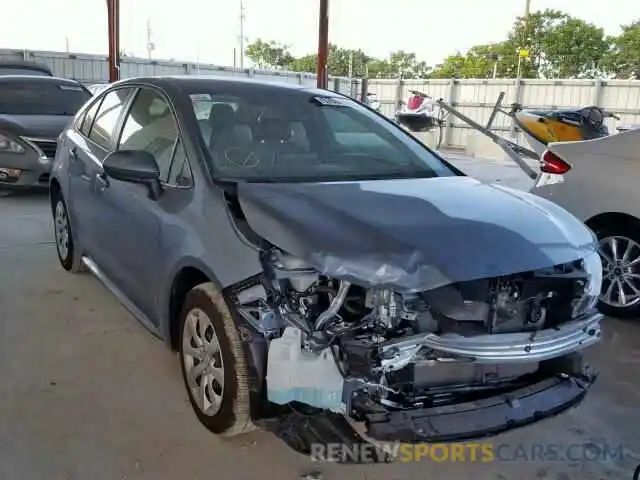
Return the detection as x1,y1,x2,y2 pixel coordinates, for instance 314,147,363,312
208,103,235,129
258,118,292,141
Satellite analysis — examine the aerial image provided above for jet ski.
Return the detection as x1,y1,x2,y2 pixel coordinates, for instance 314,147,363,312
512,105,619,156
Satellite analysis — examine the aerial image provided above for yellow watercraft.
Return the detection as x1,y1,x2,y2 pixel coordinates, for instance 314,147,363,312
512,106,617,156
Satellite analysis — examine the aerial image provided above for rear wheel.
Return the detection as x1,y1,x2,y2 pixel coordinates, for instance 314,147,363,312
592,223,640,319
178,283,254,437
52,194,85,273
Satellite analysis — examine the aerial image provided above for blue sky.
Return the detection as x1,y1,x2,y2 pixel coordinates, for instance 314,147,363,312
2,0,640,67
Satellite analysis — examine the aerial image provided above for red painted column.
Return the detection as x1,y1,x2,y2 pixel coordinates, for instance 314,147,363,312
316,0,329,89
106,0,120,82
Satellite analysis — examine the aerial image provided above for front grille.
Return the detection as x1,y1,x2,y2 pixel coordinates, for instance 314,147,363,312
23,138,57,159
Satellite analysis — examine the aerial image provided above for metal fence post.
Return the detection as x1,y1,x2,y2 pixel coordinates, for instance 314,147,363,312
443,79,457,147
509,78,524,137
394,76,404,115
360,77,369,101
332,77,340,93
592,78,603,106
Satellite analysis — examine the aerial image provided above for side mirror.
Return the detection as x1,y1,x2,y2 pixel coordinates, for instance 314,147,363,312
103,149,162,200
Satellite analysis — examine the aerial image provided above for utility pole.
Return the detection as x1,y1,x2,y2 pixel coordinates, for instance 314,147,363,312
146,19,155,60
516,0,531,80
106,0,120,82
316,0,329,88
239,0,246,69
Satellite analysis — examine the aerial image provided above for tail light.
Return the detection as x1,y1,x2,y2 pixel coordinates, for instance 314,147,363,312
407,95,424,110
540,150,571,174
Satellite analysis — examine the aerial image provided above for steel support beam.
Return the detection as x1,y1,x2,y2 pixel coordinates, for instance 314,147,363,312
316,0,329,89
106,0,120,82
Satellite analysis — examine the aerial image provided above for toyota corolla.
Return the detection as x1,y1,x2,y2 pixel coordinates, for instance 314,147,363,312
49,76,603,449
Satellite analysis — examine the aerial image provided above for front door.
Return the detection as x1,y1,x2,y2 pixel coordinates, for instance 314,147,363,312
92,87,185,324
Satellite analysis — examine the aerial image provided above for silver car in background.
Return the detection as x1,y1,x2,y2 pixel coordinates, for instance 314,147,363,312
0,75,91,190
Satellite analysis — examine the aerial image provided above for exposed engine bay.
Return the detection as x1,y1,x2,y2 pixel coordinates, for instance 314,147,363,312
227,245,602,439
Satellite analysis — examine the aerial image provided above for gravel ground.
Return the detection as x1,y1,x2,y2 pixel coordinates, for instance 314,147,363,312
0,159,638,480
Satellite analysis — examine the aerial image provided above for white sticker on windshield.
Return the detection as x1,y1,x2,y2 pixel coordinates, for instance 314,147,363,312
59,85,83,91
312,96,351,107
190,94,212,101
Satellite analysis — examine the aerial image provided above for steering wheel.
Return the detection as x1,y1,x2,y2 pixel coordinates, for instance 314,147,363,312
582,106,604,127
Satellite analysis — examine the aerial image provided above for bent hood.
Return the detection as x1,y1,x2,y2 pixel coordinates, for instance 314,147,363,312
237,176,598,291
0,114,72,138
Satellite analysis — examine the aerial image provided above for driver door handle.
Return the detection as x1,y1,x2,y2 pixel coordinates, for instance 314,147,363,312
95,171,109,190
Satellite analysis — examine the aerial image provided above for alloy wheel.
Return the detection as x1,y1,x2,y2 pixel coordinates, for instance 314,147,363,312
598,235,640,308
182,308,225,416
54,200,70,261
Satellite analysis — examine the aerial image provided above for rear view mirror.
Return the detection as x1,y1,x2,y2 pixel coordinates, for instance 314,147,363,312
103,149,162,200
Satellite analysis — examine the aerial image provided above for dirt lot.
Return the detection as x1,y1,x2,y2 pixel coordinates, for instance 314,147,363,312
1,168,639,479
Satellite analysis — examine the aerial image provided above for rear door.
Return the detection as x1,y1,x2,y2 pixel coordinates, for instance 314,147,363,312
66,87,135,263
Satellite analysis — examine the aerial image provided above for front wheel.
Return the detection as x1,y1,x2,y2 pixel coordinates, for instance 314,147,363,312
178,283,254,437
593,223,640,319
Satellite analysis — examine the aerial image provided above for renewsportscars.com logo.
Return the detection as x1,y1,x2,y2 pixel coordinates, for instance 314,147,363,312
309,441,626,464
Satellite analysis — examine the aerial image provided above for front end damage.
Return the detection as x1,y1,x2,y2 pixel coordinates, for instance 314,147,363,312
220,178,603,454
227,246,602,447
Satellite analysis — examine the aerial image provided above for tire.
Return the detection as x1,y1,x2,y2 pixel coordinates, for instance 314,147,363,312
178,282,254,437
51,193,85,273
591,222,640,319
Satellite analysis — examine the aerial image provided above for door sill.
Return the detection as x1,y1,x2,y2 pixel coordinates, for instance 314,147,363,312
81,255,162,338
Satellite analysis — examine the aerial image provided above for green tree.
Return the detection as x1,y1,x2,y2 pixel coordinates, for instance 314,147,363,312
289,44,371,76
367,51,431,78
245,39,294,69
508,9,608,78
431,9,610,79
431,42,515,79
289,54,317,74
602,20,640,78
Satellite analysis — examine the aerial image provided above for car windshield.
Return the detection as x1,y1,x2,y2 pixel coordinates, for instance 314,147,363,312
188,88,456,182
0,80,91,115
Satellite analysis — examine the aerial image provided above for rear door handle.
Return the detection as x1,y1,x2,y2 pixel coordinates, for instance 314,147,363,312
69,147,78,158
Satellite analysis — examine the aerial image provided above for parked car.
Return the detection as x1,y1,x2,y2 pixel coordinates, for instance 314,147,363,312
0,75,91,190
530,127,640,319
0,60,53,77
50,76,603,446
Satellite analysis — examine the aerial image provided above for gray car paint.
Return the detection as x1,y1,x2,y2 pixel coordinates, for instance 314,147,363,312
54,79,263,342
51,76,599,346
237,176,599,292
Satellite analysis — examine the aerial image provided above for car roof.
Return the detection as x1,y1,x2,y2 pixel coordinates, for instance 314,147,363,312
0,60,53,75
0,75,86,86
110,75,337,97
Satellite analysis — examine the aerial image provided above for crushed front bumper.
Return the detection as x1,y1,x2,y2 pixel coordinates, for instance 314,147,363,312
381,312,602,370
364,370,596,443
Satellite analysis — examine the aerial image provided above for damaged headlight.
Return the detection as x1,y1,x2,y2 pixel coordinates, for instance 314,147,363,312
574,251,602,317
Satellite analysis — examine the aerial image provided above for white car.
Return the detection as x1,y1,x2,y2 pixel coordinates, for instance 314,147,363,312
86,83,109,96
530,127,640,319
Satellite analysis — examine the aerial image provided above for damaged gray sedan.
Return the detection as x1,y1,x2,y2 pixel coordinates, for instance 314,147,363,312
49,76,603,448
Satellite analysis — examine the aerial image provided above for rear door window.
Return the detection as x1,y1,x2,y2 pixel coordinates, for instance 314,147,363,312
79,99,102,137
88,88,133,150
